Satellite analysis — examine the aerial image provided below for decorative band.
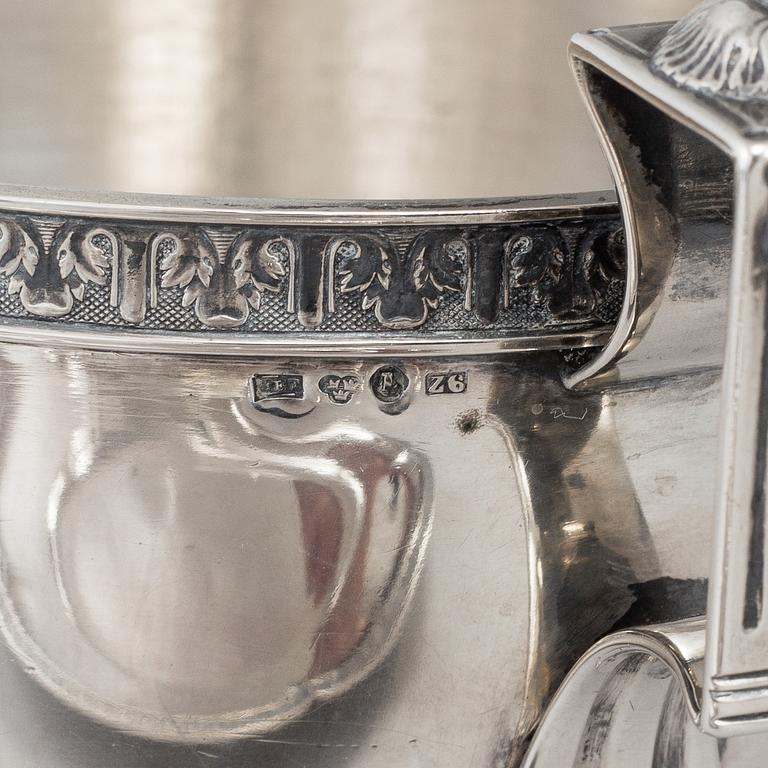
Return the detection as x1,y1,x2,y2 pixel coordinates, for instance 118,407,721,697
0,205,624,341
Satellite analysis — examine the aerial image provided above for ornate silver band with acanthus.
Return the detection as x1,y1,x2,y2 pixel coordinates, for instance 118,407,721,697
0,190,623,355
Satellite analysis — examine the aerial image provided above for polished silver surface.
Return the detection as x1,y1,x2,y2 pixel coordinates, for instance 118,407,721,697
0,349,717,765
524,3,768,764
0,350,434,742
6,1,767,767
521,619,768,766
520,620,712,767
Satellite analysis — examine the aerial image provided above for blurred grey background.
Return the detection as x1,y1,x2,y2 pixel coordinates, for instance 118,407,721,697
0,1,696,199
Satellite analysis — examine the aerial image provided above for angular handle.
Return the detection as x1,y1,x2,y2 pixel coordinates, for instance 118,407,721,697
703,153,768,735
568,0,768,736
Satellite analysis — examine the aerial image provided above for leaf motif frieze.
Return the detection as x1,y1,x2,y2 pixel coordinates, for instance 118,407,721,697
0,215,625,334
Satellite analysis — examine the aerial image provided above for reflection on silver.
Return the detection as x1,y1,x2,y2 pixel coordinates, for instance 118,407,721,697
0,350,433,741
528,2,768,765
520,620,715,767
15,1,768,767
0,345,711,764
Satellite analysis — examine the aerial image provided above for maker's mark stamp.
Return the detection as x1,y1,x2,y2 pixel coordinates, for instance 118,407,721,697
250,374,304,403
318,374,362,404
370,366,410,403
425,371,468,396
